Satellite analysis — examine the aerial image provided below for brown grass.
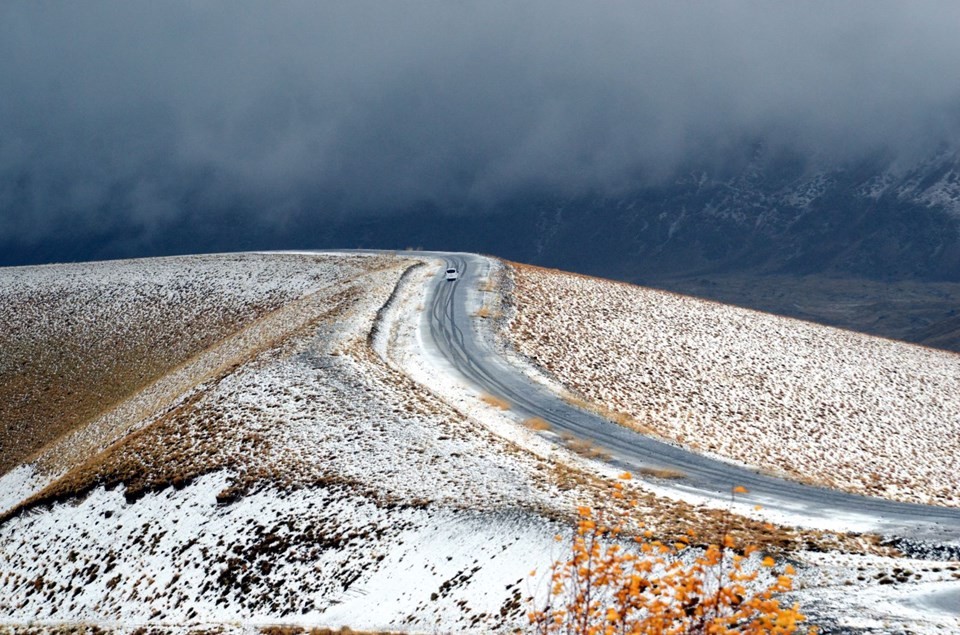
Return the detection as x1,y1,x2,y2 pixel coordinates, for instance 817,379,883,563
473,305,503,320
0,276,409,521
480,394,511,410
637,466,686,479
561,394,594,411
478,278,496,293
0,254,384,477
560,394,657,436
0,296,280,475
565,437,612,460
523,417,552,431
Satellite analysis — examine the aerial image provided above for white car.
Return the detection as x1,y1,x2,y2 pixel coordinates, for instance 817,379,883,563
445,267,459,281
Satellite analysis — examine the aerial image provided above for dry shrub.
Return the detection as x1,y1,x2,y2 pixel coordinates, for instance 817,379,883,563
566,437,611,460
529,481,810,634
473,305,503,319
481,394,511,410
261,627,305,635
561,394,595,411
637,466,686,480
478,278,497,292
524,417,552,431
560,394,658,437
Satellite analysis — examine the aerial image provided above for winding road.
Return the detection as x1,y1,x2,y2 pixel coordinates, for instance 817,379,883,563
421,252,960,545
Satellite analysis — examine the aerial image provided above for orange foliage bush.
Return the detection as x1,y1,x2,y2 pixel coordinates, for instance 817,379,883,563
528,480,811,634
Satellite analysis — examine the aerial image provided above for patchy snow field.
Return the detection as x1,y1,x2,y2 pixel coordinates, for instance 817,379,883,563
507,264,960,508
0,472,560,631
0,253,619,633
0,253,373,476
1,253,958,633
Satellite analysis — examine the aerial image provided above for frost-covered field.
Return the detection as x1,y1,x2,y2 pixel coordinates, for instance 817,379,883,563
0,253,371,475
507,264,960,507
0,473,560,631
0,253,608,632
1,253,958,633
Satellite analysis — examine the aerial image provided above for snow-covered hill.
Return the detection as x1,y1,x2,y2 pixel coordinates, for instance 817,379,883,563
0,253,367,476
0,253,564,631
0,253,742,632
1,253,958,633
507,263,960,507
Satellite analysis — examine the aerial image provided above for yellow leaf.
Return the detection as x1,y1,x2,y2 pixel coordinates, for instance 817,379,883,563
619,472,632,480
761,556,776,567
733,485,749,494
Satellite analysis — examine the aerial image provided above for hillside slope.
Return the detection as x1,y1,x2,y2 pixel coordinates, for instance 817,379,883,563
506,263,960,508
0,253,363,474
2,253,769,632
1,252,958,633
0,254,562,630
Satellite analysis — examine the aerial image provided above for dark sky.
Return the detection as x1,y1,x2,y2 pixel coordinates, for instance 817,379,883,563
3,2,960,259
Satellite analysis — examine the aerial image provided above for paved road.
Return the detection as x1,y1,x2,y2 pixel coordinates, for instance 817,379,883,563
422,252,960,544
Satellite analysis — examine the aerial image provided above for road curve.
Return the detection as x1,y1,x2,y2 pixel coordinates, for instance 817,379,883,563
421,252,960,544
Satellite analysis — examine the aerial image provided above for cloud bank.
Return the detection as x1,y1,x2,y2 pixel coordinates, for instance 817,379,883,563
2,1,960,250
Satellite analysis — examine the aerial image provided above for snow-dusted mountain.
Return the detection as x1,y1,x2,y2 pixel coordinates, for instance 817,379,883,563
9,145,960,283
6,144,960,355
511,146,960,282
324,144,960,352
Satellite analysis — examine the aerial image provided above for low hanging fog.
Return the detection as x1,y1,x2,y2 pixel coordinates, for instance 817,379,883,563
2,1,960,252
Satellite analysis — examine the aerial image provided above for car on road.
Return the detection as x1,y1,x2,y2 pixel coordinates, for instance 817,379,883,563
445,267,459,281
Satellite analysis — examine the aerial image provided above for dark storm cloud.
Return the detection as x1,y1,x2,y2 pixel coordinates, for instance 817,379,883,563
2,1,960,245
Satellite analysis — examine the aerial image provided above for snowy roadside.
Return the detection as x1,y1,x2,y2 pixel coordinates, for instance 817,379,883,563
1,252,958,633
0,253,572,633
403,255,960,633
